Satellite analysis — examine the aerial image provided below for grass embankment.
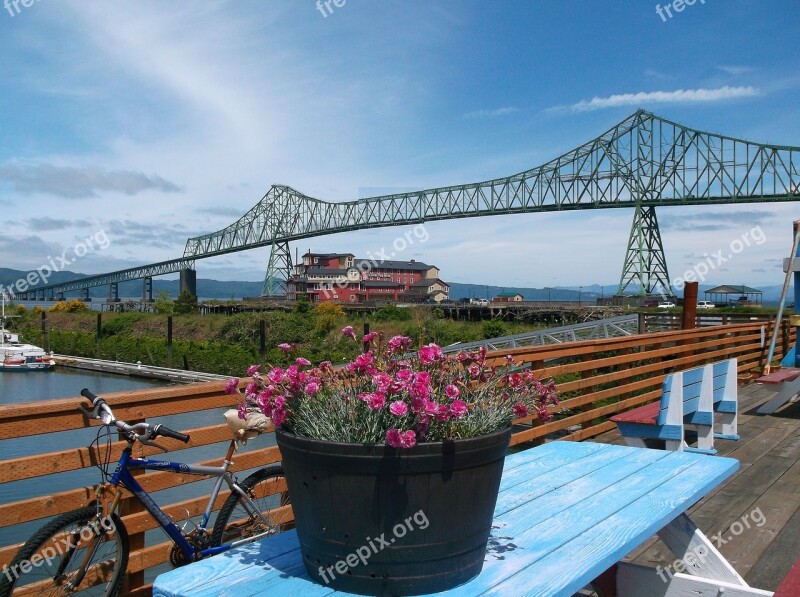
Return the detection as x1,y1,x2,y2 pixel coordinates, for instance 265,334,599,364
10,303,541,376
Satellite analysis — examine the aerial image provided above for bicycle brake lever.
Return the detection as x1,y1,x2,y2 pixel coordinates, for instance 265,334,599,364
139,437,169,453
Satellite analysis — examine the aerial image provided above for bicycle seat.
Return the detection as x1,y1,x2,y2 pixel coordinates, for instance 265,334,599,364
224,409,271,444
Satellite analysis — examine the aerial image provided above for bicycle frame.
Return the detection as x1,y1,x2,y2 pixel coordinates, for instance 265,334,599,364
108,441,271,563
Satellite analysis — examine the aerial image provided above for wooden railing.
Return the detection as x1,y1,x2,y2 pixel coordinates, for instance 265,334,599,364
0,321,793,595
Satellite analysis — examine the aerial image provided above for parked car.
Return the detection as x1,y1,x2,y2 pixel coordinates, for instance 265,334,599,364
657,302,676,309
696,301,715,309
470,298,489,306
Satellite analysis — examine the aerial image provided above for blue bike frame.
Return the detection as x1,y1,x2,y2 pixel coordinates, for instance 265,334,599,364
110,449,260,562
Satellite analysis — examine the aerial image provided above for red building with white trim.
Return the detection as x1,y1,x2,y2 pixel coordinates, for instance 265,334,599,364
288,252,449,303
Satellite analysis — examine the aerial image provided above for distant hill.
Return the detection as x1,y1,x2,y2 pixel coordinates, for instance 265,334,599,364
0,268,264,300
0,268,792,304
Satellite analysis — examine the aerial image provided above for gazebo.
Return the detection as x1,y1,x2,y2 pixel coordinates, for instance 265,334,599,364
704,284,763,306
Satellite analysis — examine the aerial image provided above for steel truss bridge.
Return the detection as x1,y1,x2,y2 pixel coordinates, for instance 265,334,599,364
17,110,800,302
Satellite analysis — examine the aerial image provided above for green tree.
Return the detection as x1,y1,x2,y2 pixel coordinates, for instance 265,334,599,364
154,290,174,314
174,290,198,314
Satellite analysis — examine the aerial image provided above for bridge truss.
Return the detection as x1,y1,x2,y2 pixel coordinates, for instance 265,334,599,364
184,109,800,296
21,110,800,300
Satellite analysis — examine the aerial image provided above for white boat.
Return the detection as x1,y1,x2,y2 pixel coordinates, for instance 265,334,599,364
1,294,55,371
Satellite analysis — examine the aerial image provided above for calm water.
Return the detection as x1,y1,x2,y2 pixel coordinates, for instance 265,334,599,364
0,367,274,582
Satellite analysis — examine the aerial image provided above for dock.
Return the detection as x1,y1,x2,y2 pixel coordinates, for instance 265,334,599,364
53,354,229,383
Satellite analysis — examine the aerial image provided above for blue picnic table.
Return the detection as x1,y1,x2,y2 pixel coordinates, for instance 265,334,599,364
153,442,772,597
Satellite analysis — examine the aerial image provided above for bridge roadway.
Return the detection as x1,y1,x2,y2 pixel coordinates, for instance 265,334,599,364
14,109,800,301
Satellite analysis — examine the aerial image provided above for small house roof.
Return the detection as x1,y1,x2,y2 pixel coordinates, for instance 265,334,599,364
705,285,762,295
496,292,523,298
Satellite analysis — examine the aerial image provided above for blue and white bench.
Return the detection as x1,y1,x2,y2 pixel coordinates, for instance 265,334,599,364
611,359,739,454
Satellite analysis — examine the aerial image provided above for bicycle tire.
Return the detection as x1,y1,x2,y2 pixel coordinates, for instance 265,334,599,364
211,465,291,547
0,507,128,597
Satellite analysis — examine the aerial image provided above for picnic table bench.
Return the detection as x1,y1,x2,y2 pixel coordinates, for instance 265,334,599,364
153,441,772,597
610,359,739,454
755,367,800,415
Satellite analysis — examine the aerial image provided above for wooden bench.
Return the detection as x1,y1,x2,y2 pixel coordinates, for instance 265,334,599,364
611,359,739,454
774,557,800,597
756,367,800,415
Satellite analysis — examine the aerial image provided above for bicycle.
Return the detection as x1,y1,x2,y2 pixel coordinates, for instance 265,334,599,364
0,389,291,596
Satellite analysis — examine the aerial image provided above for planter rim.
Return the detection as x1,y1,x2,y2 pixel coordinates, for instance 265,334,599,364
275,425,511,451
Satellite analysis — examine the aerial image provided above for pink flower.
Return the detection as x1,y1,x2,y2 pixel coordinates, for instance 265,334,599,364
271,407,287,427
395,369,413,383
467,363,482,378
348,352,374,373
256,395,272,416
342,325,356,340
389,400,408,416
245,382,257,397
305,382,319,394
386,428,417,448
237,402,248,420
296,357,312,367
246,364,261,376
457,352,470,362
277,343,294,354
450,400,468,418
372,372,393,392
388,335,411,353
267,368,284,385
434,404,451,422
362,331,378,343
224,377,240,395
445,384,460,399
508,373,523,389
366,393,386,411
513,402,529,418
273,396,286,409
418,343,443,365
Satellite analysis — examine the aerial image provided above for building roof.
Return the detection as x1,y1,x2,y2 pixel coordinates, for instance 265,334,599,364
293,267,349,276
303,252,354,259
354,258,433,272
496,292,524,297
361,281,404,288
705,285,763,295
410,278,448,288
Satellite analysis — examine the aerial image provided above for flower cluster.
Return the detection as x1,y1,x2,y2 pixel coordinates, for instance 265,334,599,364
225,328,558,448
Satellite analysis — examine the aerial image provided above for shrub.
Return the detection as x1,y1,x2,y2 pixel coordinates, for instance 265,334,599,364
313,302,346,334
481,320,508,339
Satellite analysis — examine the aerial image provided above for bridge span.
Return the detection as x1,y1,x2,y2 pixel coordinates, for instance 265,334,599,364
16,109,800,302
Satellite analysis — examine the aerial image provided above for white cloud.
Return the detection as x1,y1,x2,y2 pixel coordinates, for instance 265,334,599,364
717,65,754,76
0,163,181,198
563,86,760,112
463,107,519,119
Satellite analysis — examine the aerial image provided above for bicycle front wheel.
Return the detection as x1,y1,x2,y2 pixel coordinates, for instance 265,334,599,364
211,465,292,547
0,507,128,597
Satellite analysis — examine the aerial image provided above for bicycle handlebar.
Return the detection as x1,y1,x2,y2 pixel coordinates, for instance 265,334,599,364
78,388,191,445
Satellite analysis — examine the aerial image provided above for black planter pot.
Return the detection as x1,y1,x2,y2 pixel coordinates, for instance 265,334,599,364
275,427,511,596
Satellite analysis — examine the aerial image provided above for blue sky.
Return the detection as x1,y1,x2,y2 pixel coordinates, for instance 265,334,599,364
1,0,798,290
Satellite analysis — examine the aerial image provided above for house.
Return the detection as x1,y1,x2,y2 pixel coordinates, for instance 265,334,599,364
493,292,524,303
704,285,763,306
287,252,449,304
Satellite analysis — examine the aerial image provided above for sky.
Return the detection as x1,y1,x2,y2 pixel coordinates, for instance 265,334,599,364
1,0,799,292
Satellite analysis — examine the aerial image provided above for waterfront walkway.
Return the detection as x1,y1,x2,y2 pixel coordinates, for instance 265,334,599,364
590,381,800,592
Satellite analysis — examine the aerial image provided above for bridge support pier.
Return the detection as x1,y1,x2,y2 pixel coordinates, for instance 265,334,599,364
56,292,65,301
617,204,671,297
143,277,153,302
262,242,292,298
108,282,119,302
81,288,90,301
180,269,197,298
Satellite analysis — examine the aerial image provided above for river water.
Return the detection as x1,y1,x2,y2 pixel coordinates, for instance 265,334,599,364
0,367,274,582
